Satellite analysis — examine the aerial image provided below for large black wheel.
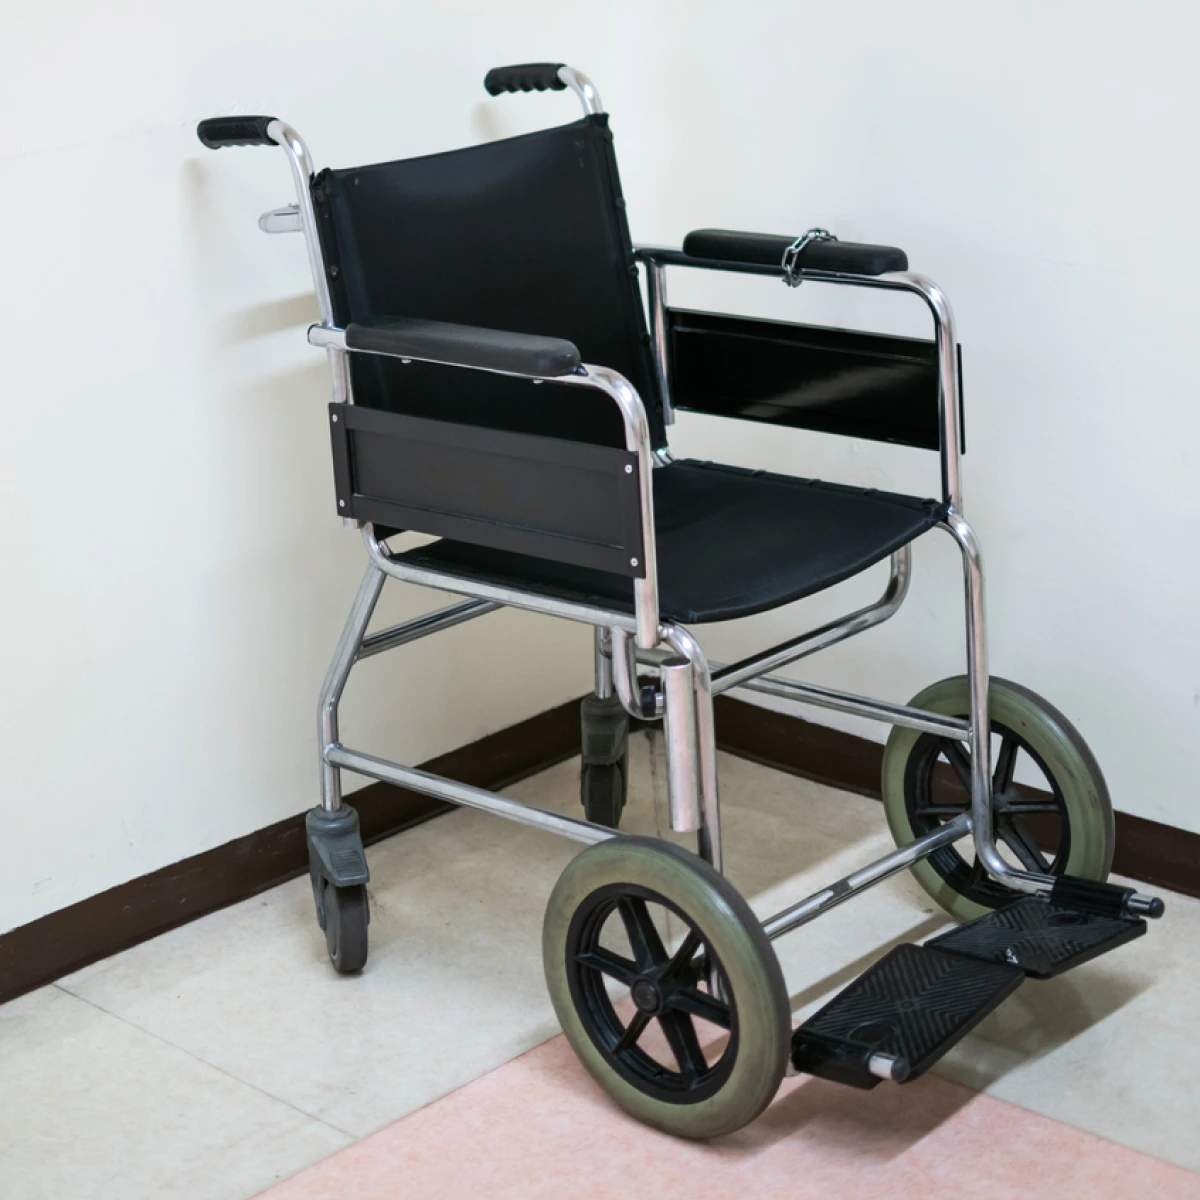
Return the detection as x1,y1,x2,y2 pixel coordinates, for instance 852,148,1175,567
882,676,1115,923
320,880,370,974
543,837,790,1139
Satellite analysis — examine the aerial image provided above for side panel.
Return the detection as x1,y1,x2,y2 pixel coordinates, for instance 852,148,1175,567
668,309,964,452
329,405,645,578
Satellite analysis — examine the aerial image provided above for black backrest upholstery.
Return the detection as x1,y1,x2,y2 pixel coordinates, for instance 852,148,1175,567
313,115,665,450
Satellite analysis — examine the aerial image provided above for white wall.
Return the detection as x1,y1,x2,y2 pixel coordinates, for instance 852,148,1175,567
0,1,657,933
636,0,1200,834
4,0,1197,932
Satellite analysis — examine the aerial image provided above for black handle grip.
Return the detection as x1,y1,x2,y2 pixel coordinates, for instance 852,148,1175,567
196,116,278,149
483,63,566,96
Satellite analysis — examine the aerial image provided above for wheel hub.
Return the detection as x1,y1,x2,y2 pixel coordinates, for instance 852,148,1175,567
631,978,664,1015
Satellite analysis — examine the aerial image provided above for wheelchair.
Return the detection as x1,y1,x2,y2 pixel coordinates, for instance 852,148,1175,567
197,63,1164,1139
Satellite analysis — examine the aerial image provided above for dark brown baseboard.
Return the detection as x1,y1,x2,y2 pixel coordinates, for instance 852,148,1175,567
711,695,1200,902
0,698,583,1006
5,691,1195,1007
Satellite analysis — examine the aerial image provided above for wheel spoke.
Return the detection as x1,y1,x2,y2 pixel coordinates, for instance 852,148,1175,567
576,947,639,987
666,986,732,1029
919,803,971,817
1001,798,1062,815
962,853,986,893
657,1010,708,1078
998,816,1050,873
993,736,1019,793
660,928,703,984
940,739,974,793
614,1010,651,1053
617,897,669,971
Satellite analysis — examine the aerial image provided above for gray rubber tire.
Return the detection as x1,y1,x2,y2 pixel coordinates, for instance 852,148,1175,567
882,676,1115,923
543,837,790,1139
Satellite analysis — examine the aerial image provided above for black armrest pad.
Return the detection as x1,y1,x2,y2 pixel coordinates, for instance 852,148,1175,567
344,317,581,378
682,229,908,276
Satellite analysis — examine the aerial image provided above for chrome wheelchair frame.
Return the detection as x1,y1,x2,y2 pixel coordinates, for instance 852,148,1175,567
197,63,1166,1134
248,74,1161,958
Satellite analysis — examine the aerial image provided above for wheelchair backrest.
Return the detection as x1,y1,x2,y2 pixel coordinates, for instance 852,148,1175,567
313,115,666,451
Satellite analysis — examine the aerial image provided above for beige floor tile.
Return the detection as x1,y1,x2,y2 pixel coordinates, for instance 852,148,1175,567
58,744,660,1138
0,985,349,1200
28,735,1200,1181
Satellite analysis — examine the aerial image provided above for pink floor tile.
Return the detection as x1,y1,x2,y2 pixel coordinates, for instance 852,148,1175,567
257,1035,1199,1200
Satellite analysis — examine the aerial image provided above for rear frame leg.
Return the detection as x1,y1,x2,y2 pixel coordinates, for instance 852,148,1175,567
308,562,386,972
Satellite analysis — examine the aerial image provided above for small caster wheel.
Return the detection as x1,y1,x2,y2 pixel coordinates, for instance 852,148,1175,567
543,836,790,1139
580,694,629,828
320,880,369,974
581,761,627,828
882,676,1115,923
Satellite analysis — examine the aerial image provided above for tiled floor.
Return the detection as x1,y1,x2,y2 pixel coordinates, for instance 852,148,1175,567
2,735,1198,1198
256,1035,1200,1200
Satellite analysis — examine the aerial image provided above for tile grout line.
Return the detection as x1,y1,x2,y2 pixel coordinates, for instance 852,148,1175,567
52,983,360,1141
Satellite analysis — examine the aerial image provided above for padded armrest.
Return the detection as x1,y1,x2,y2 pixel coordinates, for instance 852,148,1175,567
682,229,908,276
344,317,582,378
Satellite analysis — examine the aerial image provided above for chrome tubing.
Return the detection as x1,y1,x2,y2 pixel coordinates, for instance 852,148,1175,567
267,119,350,406
318,563,386,811
919,275,963,514
661,657,701,833
868,1053,909,1083
356,599,500,661
326,746,617,846
594,626,614,700
258,204,302,233
632,250,964,511
711,547,911,694
942,515,1049,895
661,624,722,873
557,65,604,115
761,813,973,940
733,675,970,740
363,528,639,634
644,259,673,424
557,366,660,649
609,628,657,720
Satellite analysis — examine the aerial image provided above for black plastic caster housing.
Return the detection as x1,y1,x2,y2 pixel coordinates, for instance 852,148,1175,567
306,805,371,973
580,694,629,828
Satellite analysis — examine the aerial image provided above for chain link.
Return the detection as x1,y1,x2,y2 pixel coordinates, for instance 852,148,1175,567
781,227,837,287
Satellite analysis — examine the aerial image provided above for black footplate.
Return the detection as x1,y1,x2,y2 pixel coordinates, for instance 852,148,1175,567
792,891,1151,1088
927,895,1146,979
791,944,1023,1089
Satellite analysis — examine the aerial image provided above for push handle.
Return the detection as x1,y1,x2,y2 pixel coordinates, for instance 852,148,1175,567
196,116,278,149
483,63,566,95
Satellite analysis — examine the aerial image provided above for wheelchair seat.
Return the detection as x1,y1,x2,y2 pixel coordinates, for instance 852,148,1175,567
399,458,945,623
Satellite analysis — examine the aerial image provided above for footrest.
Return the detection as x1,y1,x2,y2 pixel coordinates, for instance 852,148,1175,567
926,894,1146,979
791,944,1023,1089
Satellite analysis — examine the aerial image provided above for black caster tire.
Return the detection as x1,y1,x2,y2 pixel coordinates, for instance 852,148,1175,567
581,760,627,828
321,880,370,974
580,693,630,829
543,837,790,1140
882,676,1115,923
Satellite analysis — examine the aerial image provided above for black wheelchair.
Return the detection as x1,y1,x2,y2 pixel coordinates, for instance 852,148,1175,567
198,63,1163,1139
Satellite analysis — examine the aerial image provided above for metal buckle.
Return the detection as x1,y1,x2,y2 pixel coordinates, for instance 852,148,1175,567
781,227,836,287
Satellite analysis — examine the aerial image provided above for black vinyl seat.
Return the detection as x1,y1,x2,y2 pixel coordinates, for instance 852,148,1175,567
307,113,948,626
399,459,945,624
